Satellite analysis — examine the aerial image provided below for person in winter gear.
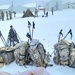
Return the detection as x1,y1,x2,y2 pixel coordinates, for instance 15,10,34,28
8,25,19,46
35,8,38,16
13,11,16,17
51,7,54,15
1,11,4,21
44,8,45,15
6,11,8,20
9,11,12,20
46,11,48,17
0,11,2,20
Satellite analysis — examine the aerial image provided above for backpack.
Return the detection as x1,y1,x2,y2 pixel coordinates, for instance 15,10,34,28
14,41,30,66
14,40,50,67
69,48,75,68
53,39,75,68
29,39,49,67
0,47,15,65
53,39,70,65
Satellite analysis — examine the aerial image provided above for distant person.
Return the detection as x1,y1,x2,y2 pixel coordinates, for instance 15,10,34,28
35,8,38,17
23,11,25,14
8,25,19,46
13,11,16,17
1,11,4,21
44,8,45,15
51,7,54,15
6,11,8,20
46,11,48,17
0,13,2,20
9,11,12,20
0,10,2,20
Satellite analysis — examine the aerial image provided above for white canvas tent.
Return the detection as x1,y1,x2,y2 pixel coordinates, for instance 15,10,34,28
0,5,13,13
45,0,75,11
45,0,63,11
13,5,25,13
23,3,37,12
63,2,73,9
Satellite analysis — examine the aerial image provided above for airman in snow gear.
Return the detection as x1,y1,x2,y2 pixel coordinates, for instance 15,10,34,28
44,8,45,15
9,11,12,19
46,11,48,17
35,8,38,17
1,11,4,21
8,25,19,46
51,7,54,15
0,11,2,20
13,11,16,17
6,11,8,20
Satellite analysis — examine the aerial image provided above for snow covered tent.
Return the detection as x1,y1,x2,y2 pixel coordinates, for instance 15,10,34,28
45,0,63,11
13,5,25,13
0,4,13,13
63,2,73,9
23,3,37,12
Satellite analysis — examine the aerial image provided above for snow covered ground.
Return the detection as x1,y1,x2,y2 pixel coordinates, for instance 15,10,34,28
0,9,75,75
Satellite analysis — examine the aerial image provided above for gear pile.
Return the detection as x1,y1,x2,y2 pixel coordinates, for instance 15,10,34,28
53,29,75,68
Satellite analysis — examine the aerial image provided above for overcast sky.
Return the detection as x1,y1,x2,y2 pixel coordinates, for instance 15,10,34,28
0,0,50,5
0,0,75,5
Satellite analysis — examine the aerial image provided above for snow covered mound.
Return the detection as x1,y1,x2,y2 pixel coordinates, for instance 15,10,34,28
0,67,50,75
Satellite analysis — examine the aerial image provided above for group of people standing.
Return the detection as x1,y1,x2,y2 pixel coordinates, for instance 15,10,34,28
42,7,54,17
0,10,16,21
